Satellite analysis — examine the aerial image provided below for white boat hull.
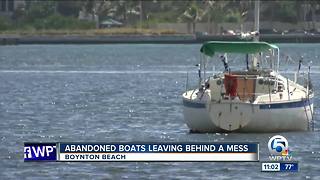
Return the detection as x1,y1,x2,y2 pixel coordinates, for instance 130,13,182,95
183,101,221,132
183,98,313,133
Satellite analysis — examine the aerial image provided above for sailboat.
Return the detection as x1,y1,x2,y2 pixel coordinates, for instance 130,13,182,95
182,1,314,133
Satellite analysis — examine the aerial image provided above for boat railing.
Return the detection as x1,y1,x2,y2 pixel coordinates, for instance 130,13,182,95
294,71,312,91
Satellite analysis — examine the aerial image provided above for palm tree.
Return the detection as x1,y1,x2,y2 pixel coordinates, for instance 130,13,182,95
82,0,117,28
179,2,204,34
203,0,227,34
113,0,127,24
309,0,317,30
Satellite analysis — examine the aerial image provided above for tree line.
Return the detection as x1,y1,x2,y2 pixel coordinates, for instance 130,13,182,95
0,0,319,32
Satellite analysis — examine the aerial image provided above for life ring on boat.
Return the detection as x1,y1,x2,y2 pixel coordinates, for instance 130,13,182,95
216,79,222,85
270,80,275,86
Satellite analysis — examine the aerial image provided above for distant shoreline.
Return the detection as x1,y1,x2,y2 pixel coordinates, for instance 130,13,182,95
1,34,320,45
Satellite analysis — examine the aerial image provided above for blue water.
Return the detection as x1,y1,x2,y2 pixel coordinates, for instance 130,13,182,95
0,44,319,179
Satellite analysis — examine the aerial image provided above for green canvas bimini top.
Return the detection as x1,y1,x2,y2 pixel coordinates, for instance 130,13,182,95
200,41,278,57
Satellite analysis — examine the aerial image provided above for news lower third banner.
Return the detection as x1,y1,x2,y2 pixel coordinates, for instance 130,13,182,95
24,142,259,162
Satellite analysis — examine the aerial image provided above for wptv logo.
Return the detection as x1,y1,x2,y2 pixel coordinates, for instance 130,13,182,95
268,135,293,161
24,143,57,161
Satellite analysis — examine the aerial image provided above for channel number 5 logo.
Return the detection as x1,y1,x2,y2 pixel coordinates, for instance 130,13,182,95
268,135,289,156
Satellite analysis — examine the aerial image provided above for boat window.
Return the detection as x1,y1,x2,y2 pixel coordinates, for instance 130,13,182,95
277,82,284,92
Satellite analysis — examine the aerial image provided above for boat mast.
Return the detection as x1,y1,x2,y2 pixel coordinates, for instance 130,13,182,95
253,0,260,42
251,0,260,70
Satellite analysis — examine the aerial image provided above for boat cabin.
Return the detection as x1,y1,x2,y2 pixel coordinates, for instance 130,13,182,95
199,41,286,103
